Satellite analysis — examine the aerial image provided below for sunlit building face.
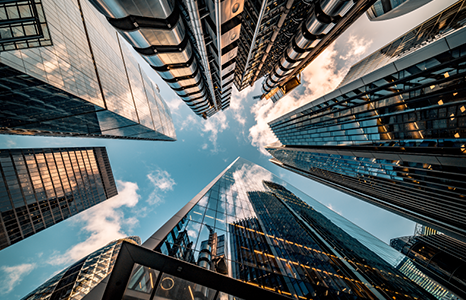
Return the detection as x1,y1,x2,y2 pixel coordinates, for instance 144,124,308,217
0,147,117,251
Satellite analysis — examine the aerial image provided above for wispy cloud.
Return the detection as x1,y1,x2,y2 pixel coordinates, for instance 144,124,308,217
147,169,176,206
0,263,36,294
326,203,343,215
201,111,229,153
180,114,199,131
249,36,372,155
166,98,183,114
48,180,140,265
339,35,373,61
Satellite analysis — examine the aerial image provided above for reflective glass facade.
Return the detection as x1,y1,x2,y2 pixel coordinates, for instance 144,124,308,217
0,0,176,141
0,147,117,251
366,0,433,22
0,0,52,52
21,236,141,300
394,257,459,300
145,158,440,299
391,234,466,298
342,0,466,86
267,21,466,242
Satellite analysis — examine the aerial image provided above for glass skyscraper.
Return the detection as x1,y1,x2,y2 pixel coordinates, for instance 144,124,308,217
0,0,176,141
391,234,466,298
267,1,466,243
24,158,457,299
21,236,141,300
138,158,442,299
0,147,117,251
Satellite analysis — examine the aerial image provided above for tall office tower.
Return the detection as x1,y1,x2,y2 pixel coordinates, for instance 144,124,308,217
266,0,466,243
21,236,141,300
87,0,378,116
394,257,460,300
391,234,466,298
0,0,176,141
0,147,117,251
366,0,433,22
121,157,441,299
25,158,456,299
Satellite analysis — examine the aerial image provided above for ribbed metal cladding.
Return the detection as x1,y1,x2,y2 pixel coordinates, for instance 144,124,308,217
88,0,246,118
262,0,353,94
266,26,466,243
88,0,215,118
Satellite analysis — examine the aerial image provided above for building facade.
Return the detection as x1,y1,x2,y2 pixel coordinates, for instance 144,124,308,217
0,147,117,251
391,234,466,298
21,236,141,300
0,0,176,141
266,1,466,243
87,0,379,116
136,158,445,299
366,0,433,22
24,158,457,299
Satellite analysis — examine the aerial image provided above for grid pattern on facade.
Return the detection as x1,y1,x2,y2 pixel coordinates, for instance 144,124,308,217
0,0,176,141
152,158,436,300
340,0,466,86
0,147,117,250
270,43,466,146
21,237,141,300
0,0,52,52
395,258,457,300
267,144,466,242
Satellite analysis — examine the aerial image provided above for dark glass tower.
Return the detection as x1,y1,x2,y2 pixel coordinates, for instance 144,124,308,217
0,147,117,251
391,234,466,298
0,0,176,141
139,158,445,299
21,236,141,300
267,1,466,243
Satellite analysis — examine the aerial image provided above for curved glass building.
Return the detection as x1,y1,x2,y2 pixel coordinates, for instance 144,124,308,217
367,0,434,22
21,236,141,300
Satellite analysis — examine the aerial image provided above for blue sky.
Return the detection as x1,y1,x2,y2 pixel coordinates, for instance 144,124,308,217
0,1,457,298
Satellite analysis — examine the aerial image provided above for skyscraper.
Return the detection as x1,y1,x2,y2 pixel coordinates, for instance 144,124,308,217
21,236,141,300
88,0,379,116
0,147,117,251
0,0,176,141
25,158,457,299
267,0,466,242
391,234,466,298
366,0,434,22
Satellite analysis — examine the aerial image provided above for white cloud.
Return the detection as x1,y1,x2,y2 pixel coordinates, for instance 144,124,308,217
201,111,229,153
48,181,140,265
249,36,372,155
147,169,176,206
180,114,199,131
339,35,373,61
326,203,342,216
166,98,183,113
0,263,36,294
